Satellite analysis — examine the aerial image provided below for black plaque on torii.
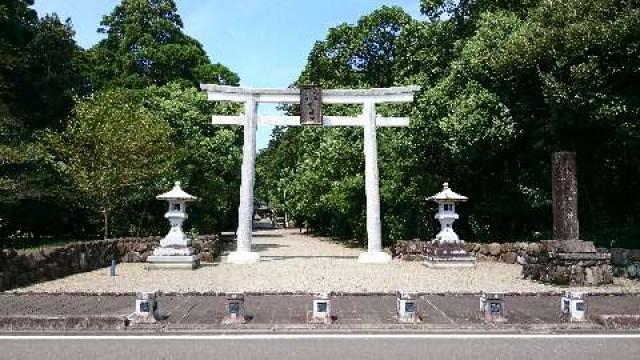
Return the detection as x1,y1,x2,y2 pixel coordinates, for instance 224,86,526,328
300,85,322,126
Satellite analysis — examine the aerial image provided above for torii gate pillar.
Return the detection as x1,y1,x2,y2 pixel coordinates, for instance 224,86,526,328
357,101,390,263
201,85,419,264
228,98,261,264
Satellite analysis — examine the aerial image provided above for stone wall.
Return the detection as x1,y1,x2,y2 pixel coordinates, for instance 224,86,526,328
393,239,615,285
522,252,612,285
610,248,640,279
0,235,223,292
392,240,538,264
521,240,612,285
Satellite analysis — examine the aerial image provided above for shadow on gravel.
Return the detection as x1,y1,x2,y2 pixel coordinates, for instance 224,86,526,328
251,233,284,238
251,243,290,251
259,255,359,262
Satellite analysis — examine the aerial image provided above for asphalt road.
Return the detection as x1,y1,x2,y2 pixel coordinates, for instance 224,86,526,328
0,333,639,360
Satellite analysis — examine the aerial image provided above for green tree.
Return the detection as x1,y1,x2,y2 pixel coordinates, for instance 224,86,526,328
1,0,241,242
87,0,237,89
302,6,415,88
45,89,174,239
143,82,243,233
258,7,421,243
410,0,640,244
0,0,36,122
1,3,88,240
259,0,640,248
18,14,86,130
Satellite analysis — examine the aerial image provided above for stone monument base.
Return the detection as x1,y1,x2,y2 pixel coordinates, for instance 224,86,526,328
424,240,476,268
425,255,476,268
522,240,612,285
227,251,261,264
357,251,392,264
147,255,200,270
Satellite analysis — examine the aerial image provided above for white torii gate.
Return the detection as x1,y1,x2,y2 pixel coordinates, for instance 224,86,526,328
200,84,419,264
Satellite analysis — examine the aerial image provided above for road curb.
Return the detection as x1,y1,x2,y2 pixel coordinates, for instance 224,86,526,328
0,315,128,332
595,315,640,330
0,315,608,333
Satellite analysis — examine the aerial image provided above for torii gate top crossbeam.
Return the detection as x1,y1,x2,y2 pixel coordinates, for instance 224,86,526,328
200,84,420,104
200,84,420,127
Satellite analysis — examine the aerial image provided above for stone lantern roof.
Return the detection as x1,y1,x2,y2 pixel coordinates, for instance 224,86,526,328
156,181,197,201
427,182,468,202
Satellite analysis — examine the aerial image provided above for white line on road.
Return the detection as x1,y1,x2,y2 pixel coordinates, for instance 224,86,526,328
423,297,456,325
1,334,639,340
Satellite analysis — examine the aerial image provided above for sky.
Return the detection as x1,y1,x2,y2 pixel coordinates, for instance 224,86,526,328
33,0,423,149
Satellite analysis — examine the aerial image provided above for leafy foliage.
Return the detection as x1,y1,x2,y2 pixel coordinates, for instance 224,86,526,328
258,0,640,248
143,83,243,234
86,0,237,89
2,0,639,250
1,1,242,244
44,89,174,238
258,7,423,243
0,2,88,240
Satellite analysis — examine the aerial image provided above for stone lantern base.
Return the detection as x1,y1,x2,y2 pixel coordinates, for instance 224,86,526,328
425,240,476,268
147,245,200,270
147,255,200,270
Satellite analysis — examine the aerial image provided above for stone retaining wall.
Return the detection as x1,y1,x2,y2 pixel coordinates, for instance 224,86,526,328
392,240,538,264
393,239,617,285
0,235,223,292
521,240,613,285
610,248,640,279
522,253,612,285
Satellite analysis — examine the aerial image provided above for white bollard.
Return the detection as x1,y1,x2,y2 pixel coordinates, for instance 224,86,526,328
127,291,159,324
480,291,506,321
222,292,247,324
396,291,419,323
310,292,333,324
567,292,587,322
136,292,157,317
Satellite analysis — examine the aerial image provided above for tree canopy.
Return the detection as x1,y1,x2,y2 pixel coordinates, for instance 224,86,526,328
1,1,87,239
44,89,175,239
86,0,238,90
1,0,242,243
257,0,640,248
1,0,638,250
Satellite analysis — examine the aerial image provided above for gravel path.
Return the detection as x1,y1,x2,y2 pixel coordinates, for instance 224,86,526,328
10,229,640,294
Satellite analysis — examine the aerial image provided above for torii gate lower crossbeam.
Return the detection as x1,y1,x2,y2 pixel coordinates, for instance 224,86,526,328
200,85,419,264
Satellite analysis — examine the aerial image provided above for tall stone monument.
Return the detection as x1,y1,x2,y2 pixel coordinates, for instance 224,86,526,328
552,152,579,242
522,152,612,285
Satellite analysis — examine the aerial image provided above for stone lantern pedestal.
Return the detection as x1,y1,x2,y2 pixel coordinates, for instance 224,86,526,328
425,183,476,268
148,182,200,270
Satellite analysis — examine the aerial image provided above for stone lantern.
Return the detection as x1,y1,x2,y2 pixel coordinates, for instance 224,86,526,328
429,182,467,243
147,181,200,270
425,182,476,268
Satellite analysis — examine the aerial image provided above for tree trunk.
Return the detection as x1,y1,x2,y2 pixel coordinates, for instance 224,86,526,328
103,209,109,240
